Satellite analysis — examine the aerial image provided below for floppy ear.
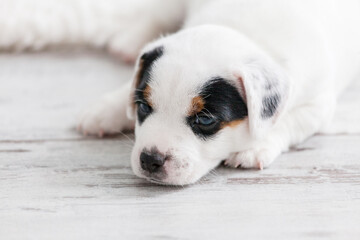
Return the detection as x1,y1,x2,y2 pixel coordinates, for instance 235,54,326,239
233,58,290,139
126,46,164,120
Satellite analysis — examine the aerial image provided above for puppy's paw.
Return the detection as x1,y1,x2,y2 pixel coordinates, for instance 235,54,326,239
225,146,279,170
77,93,134,137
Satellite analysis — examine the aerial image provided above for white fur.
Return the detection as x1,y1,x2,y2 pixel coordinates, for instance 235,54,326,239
0,0,184,62
4,0,359,185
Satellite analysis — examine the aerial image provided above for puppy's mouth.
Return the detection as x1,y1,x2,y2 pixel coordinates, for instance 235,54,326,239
133,149,195,185
147,177,169,185
140,169,167,184
140,167,196,186
139,165,192,186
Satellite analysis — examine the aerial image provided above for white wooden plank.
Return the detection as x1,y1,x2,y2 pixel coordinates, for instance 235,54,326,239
0,135,360,239
0,50,133,140
0,52,359,240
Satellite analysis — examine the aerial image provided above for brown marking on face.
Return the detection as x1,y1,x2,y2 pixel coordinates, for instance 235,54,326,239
143,85,153,107
131,59,145,109
220,119,245,129
135,59,144,88
188,96,205,116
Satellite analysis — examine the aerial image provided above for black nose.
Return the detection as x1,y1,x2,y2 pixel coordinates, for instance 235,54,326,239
140,151,166,173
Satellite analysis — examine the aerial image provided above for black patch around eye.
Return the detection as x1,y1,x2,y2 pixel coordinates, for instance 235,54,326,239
134,46,164,125
137,46,164,91
187,77,248,140
261,94,280,119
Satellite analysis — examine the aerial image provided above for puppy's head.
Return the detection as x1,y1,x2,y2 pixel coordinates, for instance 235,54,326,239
127,25,289,185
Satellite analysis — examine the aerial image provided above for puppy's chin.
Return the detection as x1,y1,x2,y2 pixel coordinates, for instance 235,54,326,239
130,147,216,186
133,168,206,186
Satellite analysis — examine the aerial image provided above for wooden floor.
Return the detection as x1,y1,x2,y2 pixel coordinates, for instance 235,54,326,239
1,51,360,240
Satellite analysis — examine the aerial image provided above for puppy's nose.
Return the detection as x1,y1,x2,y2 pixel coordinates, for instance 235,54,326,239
140,150,166,173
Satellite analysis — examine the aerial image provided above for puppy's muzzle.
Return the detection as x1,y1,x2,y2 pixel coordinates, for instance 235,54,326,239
140,149,166,173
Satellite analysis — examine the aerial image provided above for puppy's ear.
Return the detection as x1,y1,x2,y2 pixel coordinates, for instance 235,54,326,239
126,46,164,120
233,58,290,139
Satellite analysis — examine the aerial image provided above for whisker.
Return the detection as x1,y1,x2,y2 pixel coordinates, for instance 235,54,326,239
110,130,135,144
118,132,135,144
134,99,146,105
202,108,215,119
202,94,211,100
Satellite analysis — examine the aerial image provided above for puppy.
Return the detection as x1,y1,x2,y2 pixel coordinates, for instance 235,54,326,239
78,0,360,185
3,0,359,185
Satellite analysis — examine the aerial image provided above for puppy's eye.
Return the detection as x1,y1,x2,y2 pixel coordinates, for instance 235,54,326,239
138,102,152,115
193,115,218,133
195,115,215,126
187,114,220,138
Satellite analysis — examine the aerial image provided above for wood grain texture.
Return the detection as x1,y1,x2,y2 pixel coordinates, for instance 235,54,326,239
0,51,359,240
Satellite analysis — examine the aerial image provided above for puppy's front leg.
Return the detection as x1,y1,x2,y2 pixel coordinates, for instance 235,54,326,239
78,81,134,137
226,95,334,169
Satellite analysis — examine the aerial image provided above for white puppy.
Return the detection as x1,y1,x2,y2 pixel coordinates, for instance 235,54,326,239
3,0,360,185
